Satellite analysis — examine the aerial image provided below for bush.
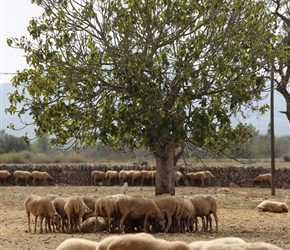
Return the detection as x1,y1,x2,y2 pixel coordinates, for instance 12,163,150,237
284,155,290,162
0,152,29,164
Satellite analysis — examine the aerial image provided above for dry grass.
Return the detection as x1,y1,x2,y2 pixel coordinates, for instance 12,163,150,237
0,185,289,250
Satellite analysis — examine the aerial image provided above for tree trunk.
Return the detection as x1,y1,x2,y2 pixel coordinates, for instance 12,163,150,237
153,143,176,196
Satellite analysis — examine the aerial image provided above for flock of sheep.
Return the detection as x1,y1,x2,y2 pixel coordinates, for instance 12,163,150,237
0,168,276,189
24,192,218,235
0,167,288,250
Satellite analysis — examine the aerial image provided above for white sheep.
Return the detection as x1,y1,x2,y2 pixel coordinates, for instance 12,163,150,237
0,170,11,185
81,216,106,233
91,170,106,185
252,173,272,188
24,194,61,233
105,170,119,185
189,237,247,250
64,195,91,233
98,233,191,250
56,238,99,250
116,196,166,233
256,200,289,213
13,170,31,185
31,171,54,186
188,194,218,232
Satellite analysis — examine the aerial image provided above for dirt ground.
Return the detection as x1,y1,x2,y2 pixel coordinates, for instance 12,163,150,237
0,185,289,250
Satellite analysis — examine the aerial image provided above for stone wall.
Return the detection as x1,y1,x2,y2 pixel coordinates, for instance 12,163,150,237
0,163,290,188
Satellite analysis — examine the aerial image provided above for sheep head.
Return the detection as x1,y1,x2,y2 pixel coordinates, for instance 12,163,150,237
52,213,62,231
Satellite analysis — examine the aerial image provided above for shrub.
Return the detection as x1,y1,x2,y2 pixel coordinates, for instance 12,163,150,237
284,155,290,162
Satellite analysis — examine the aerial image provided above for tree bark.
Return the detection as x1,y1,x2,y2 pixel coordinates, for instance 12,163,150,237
153,143,176,196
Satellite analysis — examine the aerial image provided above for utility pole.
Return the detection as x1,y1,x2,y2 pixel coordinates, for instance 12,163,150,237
270,65,276,196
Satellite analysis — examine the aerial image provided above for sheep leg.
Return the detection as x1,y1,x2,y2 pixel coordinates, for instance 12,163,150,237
164,213,172,233
67,216,72,233
34,216,38,233
119,213,128,234
143,214,150,233
213,213,218,232
33,178,36,186
27,212,31,232
39,216,44,233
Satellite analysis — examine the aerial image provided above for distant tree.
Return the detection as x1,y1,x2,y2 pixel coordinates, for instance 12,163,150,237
6,0,277,195
32,134,51,153
0,130,30,154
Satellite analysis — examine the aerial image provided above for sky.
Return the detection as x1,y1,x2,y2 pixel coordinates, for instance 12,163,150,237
0,0,289,137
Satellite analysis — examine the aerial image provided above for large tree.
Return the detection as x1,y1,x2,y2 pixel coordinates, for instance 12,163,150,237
6,0,276,195
270,0,290,122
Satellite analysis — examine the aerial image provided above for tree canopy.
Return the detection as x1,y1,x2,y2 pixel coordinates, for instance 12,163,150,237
6,0,277,194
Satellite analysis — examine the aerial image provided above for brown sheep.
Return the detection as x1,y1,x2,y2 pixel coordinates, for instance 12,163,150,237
64,195,91,233
99,233,191,250
175,171,183,186
252,173,272,188
91,170,106,186
0,170,11,185
45,193,60,201
116,196,166,233
203,170,214,186
152,195,180,233
82,196,98,211
56,238,99,250
256,200,288,213
105,170,119,185
186,171,205,186
81,216,106,233
128,170,140,186
94,195,124,233
24,194,61,233
118,170,130,185
52,197,68,232
140,170,155,186
188,194,218,232
197,242,283,250
13,170,31,185
31,171,53,186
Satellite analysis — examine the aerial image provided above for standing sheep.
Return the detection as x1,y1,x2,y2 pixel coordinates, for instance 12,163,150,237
13,170,31,186
116,196,166,233
175,171,183,186
91,170,106,185
118,170,130,185
152,195,180,233
24,194,61,233
105,170,119,186
0,170,11,185
31,171,54,186
128,170,140,186
186,171,205,186
252,173,272,188
256,200,289,213
94,195,124,233
188,194,218,232
64,195,91,233
203,170,214,186
52,197,68,232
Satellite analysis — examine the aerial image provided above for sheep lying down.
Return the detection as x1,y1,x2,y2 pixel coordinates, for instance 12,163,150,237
256,200,289,213
189,237,283,250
